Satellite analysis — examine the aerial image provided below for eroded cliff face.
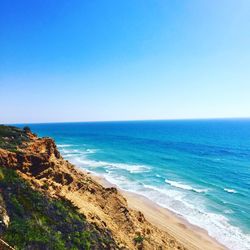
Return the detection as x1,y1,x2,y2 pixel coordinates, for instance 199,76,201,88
0,126,186,250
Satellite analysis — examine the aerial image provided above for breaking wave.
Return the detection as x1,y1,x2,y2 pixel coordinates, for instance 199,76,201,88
165,179,207,193
58,144,250,250
224,188,237,194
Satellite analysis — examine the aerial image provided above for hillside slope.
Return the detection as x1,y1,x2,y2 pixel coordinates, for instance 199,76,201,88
0,125,186,250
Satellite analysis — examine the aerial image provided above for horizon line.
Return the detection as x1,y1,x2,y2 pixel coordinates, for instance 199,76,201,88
4,116,250,125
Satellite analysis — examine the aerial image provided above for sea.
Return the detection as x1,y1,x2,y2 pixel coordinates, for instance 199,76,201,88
16,119,250,250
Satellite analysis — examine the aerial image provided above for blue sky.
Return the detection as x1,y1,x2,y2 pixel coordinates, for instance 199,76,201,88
1,0,250,123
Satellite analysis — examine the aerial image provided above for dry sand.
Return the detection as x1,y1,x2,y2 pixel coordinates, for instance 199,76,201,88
93,173,227,250
0,129,228,250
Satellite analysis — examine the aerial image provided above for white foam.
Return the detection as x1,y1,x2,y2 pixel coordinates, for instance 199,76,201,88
136,184,250,250
61,152,250,250
143,184,182,198
104,175,250,250
60,149,71,154
224,188,237,194
85,148,98,154
165,179,207,193
70,156,150,174
63,153,74,157
109,162,150,173
60,148,96,158
224,209,234,214
57,144,73,148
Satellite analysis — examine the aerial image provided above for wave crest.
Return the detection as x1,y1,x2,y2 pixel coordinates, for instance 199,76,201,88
60,146,150,173
57,144,74,148
224,188,237,194
165,179,207,193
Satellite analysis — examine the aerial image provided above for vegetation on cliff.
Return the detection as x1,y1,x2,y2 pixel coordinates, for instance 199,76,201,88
0,125,186,250
0,125,30,152
0,125,118,250
0,167,117,250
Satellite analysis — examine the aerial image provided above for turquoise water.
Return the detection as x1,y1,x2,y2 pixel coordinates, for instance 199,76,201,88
17,119,250,249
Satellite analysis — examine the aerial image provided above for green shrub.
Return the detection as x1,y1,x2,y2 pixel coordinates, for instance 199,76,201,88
42,182,49,190
0,125,30,150
134,235,144,244
0,168,117,249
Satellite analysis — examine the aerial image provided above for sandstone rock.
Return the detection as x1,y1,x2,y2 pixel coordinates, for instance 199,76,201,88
0,130,186,250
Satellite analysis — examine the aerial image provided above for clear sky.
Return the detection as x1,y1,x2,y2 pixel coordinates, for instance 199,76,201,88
1,0,250,123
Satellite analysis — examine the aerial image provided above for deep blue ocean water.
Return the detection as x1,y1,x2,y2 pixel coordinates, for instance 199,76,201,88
16,119,250,249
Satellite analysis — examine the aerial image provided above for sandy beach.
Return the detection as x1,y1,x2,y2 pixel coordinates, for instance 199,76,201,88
93,173,227,250
3,1,250,249
0,125,234,249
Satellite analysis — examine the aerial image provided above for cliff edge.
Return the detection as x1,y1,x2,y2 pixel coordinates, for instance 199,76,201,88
0,125,186,250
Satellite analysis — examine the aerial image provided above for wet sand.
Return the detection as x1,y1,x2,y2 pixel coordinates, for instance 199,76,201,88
92,173,227,250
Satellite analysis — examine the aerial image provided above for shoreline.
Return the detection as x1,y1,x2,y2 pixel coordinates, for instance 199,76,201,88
89,171,227,250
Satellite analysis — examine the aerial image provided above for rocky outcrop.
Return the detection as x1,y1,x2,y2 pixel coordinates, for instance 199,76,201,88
0,127,186,250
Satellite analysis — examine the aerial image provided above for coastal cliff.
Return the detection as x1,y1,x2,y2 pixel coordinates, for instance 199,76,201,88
0,125,186,250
